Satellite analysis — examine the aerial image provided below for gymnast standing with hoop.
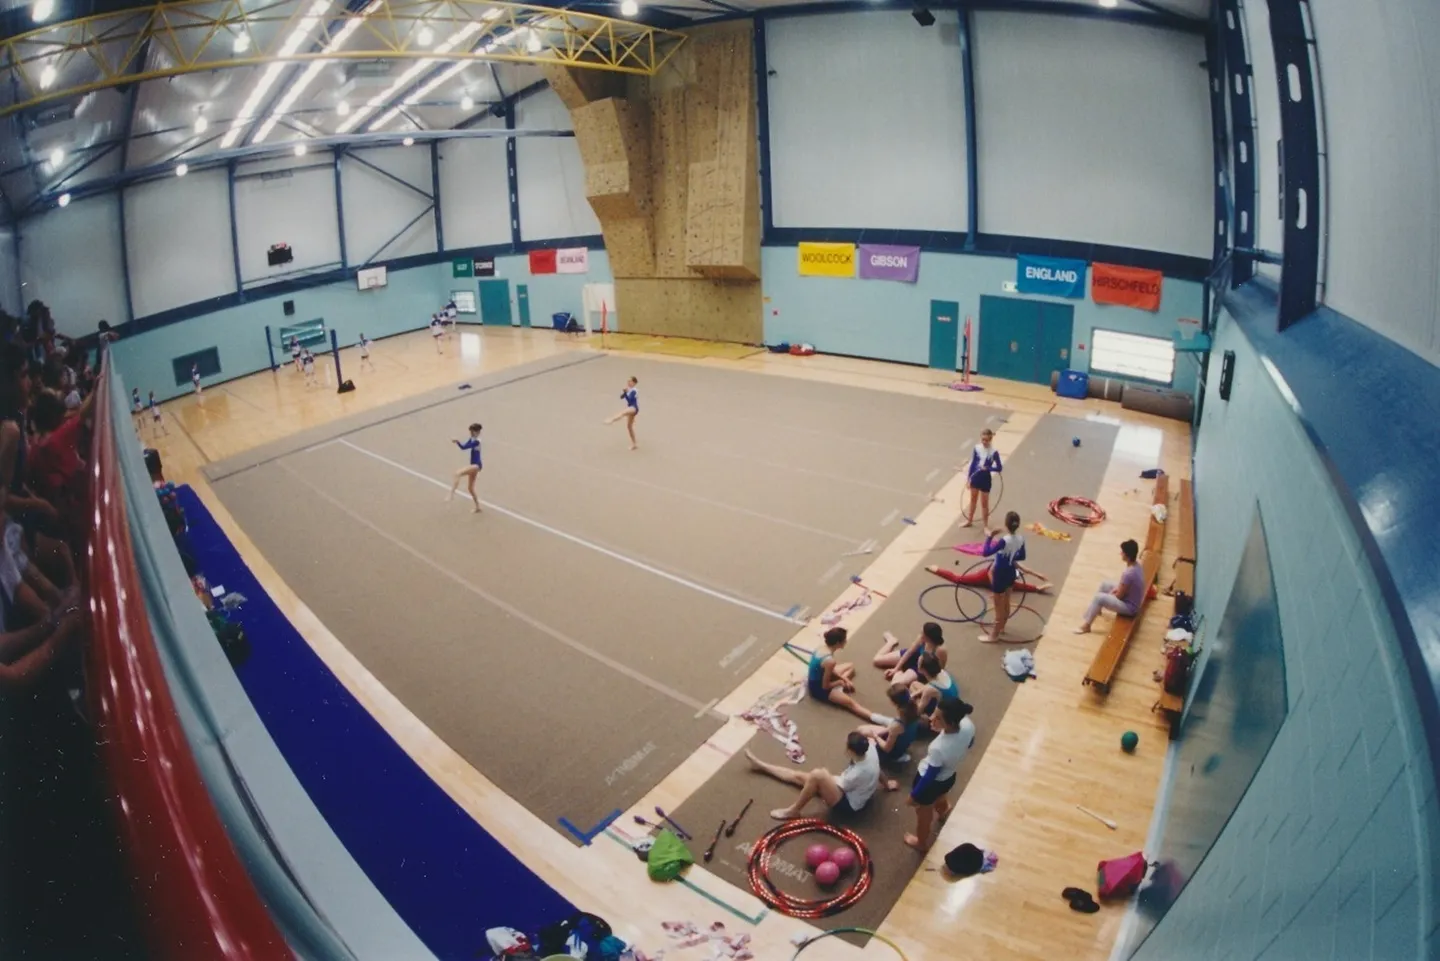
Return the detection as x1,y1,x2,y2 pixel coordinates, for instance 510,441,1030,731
448,423,483,513
978,511,1027,644
961,428,1002,529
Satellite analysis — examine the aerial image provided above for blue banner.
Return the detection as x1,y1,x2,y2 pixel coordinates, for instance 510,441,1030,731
1016,255,1088,299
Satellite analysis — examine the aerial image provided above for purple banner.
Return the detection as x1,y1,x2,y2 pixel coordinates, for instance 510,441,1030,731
857,244,921,282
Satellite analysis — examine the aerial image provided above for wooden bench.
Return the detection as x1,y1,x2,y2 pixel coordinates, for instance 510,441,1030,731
1173,558,1195,597
1145,473,1170,554
1083,549,1162,693
1177,478,1196,564
1153,689,1184,738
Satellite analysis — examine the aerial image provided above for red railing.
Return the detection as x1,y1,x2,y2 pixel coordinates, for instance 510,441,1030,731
85,363,293,961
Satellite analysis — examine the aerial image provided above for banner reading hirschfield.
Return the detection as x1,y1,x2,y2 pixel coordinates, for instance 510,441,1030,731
556,247,589,274
1016,254,1087,299
1091,262,1163,311
797,242,856,278
857,244,921,283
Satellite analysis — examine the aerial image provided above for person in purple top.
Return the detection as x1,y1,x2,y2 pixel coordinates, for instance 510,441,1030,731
1074,539,1146,634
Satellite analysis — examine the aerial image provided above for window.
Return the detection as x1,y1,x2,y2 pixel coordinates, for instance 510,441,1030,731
451,290,476,314
1089,329,1175,386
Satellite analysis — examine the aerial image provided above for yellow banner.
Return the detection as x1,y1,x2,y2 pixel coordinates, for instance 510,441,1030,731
797,242,856,278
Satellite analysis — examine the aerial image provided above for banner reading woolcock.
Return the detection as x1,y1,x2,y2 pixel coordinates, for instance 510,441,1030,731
797,243,856,278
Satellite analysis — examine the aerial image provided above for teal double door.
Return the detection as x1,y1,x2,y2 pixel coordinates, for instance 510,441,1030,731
976,295,1074,385
479,279,512,326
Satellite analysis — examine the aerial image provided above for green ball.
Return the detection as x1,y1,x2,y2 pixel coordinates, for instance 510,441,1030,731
1121,731,1139,753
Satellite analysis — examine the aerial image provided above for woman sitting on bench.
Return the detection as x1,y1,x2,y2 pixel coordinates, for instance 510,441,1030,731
1074,538,1145,634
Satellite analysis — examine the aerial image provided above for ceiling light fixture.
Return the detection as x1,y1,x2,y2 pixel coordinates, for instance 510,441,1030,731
32,0,54,22
526,29,542,53
294,143,308,156
39,64,57,89
233,32,251,53
57,192,70,207
620,0,638,16
254,0,381,144
194,115,209,133
176,163,189,177
1098,0,1119,7
343,21,482,133
221,0,333,148
337,100,350,115
460,94,474,110
417,26,434,46
402,136,415,146
48,147,64,166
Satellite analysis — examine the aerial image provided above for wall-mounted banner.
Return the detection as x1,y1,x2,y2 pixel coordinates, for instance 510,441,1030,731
1091,262,1163,311
1016,255,1087,299
474,256,496,277
857,244,921,283
557,247,589,274
529,249,557,275
797,242,856,278
452,258,474,279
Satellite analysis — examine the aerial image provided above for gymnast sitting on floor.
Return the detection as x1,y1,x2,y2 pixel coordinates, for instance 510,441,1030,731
873,621,948,687
912,651,962,718
854,683,927,791
807,627,880,722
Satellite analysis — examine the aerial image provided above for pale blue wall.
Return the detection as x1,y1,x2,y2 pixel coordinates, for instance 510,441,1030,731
110,250,612,401
1131,308,1439,961
761,246,1204,394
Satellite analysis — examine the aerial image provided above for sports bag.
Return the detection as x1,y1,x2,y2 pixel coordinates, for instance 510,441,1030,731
1097,852,1148,900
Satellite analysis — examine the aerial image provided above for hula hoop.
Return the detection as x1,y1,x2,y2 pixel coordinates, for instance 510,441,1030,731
1049,495,1106,527
963,471,1005,515
918,583,989,624
791,928,909,960
958,559,1038,619
747,819,873,919
979,604,1045,645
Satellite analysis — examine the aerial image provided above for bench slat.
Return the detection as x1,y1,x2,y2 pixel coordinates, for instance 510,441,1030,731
1178,478,1196,563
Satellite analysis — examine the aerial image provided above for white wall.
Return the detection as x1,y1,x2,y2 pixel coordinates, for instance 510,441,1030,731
125,167,235,317
19,193,129,336
765,10,968,232
514,88,601,240
341,146,438,265
1310,0,1440,364
0,223,18,317
437,120,512,251
972,12,1213,256
234,154,343,282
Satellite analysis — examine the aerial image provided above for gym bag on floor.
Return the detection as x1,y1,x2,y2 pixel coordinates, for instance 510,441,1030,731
1097,852,1149,900
646,829,694,882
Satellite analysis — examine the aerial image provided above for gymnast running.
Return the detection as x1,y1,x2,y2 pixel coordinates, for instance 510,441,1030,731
873,622,948,687
806,627,880,722
961,428,1003,529
448,423,483,512
603,375,639,450
979,511,1031,644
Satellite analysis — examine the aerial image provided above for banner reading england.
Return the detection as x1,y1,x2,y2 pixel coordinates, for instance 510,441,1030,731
797,242,857,278
1016,254,1087,299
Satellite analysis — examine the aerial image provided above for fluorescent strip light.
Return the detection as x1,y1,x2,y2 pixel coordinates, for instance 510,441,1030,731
254,0,382,144
222,0,333,147
340,20,482,133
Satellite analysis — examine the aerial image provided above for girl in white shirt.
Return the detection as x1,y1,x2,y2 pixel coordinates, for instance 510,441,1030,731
745,731,880,822
906,698,975,850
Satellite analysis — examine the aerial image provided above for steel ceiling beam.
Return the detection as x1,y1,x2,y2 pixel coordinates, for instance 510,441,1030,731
0,0,688,119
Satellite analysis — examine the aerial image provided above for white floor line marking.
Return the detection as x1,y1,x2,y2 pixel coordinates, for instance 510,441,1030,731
694,698,720,719
817,561,844,584
719,635,758,670
924,467,941,482
276,460,714,714
488,438,855,543
335,439,805,625
879,508,899,527
302,439,341,453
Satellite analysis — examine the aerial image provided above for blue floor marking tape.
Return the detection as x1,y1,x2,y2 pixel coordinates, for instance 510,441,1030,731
177,486,574,960
558,809,623,846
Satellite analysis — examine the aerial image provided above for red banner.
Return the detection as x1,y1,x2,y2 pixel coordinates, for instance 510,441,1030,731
528,249,557,274
1091,262,1163,311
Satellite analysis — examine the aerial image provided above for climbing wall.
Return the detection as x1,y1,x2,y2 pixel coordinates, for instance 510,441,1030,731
543,21,762,342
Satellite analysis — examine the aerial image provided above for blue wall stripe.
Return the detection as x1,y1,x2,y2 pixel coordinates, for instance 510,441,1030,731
175,486,576,959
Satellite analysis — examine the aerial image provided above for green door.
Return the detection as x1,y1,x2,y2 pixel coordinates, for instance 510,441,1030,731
1037,303,1075,384
479,279,512,326
928,300,960,370
516,284,531,327
977,295,1043,384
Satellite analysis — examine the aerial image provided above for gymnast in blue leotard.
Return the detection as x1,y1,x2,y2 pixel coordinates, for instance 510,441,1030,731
914,651,961,717
604,375,640,450
447,422,483,513
856,683,926,790
962,428,1003,529
807,627,880,722
979,511,1026,644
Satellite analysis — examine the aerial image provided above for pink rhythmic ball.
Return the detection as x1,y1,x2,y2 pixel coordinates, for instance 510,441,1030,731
830,846,857,873
805,844,831,870
814,860,841,887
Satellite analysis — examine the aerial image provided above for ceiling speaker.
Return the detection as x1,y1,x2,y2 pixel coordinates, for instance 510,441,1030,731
912,6,935,27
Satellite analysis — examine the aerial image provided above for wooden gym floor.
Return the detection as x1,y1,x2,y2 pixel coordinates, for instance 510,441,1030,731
146,325,1191,961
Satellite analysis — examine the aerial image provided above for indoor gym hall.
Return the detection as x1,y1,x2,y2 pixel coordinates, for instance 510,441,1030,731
150,325,1188,961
